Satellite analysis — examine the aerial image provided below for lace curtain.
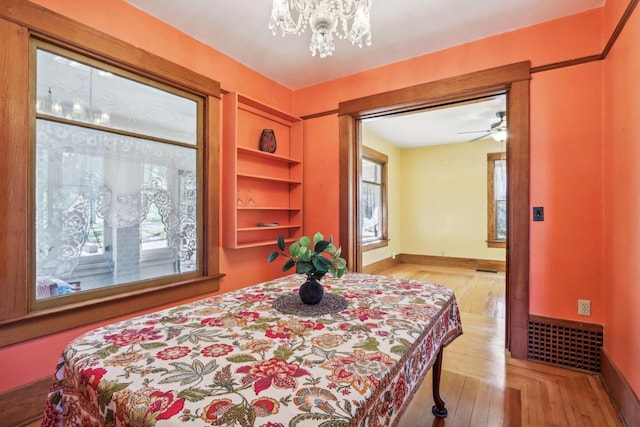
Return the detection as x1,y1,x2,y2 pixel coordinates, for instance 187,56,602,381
35,119,197,279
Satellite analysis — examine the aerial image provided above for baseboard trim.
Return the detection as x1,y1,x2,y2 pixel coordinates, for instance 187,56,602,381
601,348,640,426
0,376,50,426
362,256,400,274
397,254,506,272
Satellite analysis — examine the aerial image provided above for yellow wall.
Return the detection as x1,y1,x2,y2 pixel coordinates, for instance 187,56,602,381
398,139,507,261
361,129,402,265
360,128,507,266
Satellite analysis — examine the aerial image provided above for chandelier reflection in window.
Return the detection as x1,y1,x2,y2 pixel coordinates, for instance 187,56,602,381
36,62,112,127
269,0,372,58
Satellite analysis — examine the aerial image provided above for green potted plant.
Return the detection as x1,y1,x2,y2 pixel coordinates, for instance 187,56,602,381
268,232,347,305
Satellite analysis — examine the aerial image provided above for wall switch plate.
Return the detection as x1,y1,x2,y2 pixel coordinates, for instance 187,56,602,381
578,299,591,316
533,206,544,221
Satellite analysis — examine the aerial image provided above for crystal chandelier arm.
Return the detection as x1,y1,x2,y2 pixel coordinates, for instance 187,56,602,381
347,0,372,47
270,0,306,35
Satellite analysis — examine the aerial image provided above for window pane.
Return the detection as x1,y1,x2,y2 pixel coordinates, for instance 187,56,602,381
362,158,381,184
36,49,198,145
494,159,506,200
361,182,382,241
496,200,507,240
35,120,198,300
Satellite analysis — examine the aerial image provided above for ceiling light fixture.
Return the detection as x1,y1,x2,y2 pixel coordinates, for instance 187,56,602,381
490,111,507,142
269,0,372,58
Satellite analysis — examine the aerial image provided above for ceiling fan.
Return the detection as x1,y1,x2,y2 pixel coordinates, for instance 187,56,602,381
458,111,507,142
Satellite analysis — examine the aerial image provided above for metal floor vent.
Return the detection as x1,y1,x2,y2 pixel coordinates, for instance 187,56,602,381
528,318,603,373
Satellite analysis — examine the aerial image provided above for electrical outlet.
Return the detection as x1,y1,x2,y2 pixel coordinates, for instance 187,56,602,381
578,299,591,316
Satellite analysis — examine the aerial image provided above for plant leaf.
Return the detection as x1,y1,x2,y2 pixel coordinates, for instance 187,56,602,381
283,259,295,272
299,236,311,248
277,235,285,251
313,232,324,244
267,251,279,262
289,241,301,257
296,262,313,275
299,247,312,262
314,240,330,253
312,257,330,273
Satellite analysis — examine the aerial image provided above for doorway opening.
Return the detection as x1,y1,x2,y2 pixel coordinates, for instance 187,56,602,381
337,62,531,358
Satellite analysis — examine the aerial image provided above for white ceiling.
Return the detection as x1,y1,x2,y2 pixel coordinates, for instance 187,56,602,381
363,94,507,148
125,0,603,90
124,0,603,147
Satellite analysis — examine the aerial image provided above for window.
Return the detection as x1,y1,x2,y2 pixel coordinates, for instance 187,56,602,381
0,7,221,346
33,43,203,305
487,152,507,248
361,146,388,250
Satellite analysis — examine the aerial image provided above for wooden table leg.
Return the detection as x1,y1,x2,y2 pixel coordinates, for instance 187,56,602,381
431,348,448,417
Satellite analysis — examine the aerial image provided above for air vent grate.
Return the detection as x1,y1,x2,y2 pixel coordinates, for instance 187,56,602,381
528,318,603,373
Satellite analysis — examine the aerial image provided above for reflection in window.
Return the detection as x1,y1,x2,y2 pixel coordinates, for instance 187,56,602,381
34,45,201,301
361,146,388,248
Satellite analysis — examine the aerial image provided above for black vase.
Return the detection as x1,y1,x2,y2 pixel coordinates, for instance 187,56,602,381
299,277,324,305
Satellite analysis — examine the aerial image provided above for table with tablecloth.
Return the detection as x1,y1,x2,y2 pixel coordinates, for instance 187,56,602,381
42,273,462,426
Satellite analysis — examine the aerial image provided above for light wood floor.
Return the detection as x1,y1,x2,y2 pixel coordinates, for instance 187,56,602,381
385,264,623,427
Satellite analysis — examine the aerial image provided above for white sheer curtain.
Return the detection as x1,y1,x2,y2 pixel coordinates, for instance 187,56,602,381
35,119,197,284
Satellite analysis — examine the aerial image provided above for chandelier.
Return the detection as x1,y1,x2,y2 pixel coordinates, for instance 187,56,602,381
269,0,373,58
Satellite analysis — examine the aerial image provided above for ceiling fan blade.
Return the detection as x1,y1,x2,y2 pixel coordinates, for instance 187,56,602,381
468,133,491,142
457,130,490,134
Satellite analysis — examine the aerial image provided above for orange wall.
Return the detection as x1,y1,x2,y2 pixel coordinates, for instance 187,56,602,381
603,0,640,396
294,9,603,115
529,62,604,321
302,116,341,237
1,0,636,400
297,9,606,323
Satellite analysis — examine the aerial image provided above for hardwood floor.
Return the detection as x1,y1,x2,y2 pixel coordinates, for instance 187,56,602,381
382,264,623,427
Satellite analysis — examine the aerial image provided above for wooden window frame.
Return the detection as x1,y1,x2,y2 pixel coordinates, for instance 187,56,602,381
361,146,388,251
0,1,222,347
487,152,507,248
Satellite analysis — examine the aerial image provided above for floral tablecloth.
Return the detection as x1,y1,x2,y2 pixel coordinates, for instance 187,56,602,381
42,273,462,427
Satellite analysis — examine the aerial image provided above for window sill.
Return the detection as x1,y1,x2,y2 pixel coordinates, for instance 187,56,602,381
362,239,389,252
487,240,506,248
0,273,225,348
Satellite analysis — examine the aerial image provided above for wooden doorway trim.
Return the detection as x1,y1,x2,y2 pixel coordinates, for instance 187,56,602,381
338,62,531,358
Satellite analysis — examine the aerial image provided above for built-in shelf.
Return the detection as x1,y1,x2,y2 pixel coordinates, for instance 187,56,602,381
237,207,301,211
237,173,302,185
237,146,301,165
222,92,303,249
238,224,302,232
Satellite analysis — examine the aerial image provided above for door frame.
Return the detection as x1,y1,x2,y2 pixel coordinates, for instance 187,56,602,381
337,62,531,358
